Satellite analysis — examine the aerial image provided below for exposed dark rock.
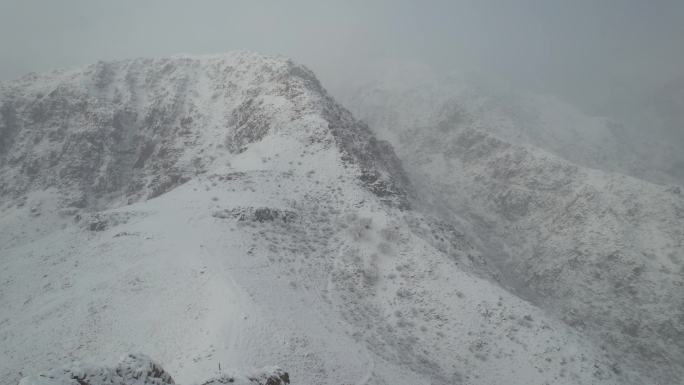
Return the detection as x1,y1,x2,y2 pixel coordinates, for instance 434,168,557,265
19,354,174,385
213,207,296,224
19,354,290,385
84,211,140,232
201,368,290,385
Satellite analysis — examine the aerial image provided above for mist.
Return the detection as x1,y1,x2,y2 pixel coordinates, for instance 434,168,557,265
1,0,683,118
2,2,684,384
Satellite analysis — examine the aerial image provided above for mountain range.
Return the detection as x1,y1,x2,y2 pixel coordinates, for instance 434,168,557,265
1,52,681,385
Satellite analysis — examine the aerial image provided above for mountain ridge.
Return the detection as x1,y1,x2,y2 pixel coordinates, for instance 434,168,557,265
0,52,409,213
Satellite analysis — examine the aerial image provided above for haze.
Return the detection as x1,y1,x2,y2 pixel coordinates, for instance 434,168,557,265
0,1,682,111
2,2,684,384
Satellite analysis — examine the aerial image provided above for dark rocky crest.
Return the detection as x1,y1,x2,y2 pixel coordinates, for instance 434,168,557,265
19,354,290,385
0,52,410,211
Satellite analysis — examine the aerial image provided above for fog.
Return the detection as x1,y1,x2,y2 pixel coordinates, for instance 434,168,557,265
2,2,684,384
1,0,682,136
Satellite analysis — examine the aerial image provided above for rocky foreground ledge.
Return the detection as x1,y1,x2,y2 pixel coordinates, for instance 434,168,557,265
17,354,289,385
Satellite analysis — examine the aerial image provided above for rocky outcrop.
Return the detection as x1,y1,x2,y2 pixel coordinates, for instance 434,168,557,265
200,368,289,385
18,354,290,385
18,354,174,385
212,207,297,223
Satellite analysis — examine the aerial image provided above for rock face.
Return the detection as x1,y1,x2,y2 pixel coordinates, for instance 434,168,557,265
18,354,289,385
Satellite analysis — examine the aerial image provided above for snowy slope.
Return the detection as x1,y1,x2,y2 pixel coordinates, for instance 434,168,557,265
344,73,684,384
0,53,640,385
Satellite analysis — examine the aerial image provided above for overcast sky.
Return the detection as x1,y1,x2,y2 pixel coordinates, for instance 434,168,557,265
1,0,683,118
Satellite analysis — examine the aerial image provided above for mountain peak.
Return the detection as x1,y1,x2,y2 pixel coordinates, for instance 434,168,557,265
0,52,409,211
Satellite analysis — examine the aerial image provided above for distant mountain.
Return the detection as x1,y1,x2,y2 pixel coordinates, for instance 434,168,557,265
343,70,684,186
345,72,684,384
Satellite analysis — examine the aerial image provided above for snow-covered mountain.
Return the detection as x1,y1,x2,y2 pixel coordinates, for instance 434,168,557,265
345,72,684,384
0,53,407,212
0,52,669,385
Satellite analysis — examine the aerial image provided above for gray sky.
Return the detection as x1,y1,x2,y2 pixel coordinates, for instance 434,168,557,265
1,0,683,118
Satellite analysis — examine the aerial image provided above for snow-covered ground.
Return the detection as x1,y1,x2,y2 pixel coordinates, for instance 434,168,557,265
1,133,634,384
0,52,675,384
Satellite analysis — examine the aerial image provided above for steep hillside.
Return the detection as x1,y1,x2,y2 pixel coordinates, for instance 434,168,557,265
345,75,684,384
343,70,684,186
0,53,638,385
